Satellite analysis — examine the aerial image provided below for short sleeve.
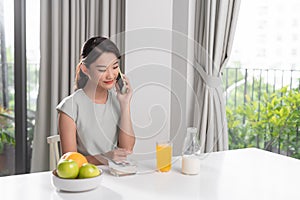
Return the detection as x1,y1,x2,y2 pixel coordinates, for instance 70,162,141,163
56,95,78,122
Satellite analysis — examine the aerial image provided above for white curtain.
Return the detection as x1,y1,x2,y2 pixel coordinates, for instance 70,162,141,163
187,0,240,152
31,0,125,172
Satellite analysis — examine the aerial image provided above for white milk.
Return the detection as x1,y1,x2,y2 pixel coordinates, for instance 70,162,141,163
182,156,200,175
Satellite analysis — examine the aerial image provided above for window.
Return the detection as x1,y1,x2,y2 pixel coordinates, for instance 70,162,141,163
225,0,300,158
0,0,16,176
0,0,40,176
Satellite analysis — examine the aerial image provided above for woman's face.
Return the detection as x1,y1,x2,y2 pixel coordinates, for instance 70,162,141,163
87,52,119,90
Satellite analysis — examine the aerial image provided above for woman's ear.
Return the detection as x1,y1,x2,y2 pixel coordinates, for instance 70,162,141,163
80,63,89,76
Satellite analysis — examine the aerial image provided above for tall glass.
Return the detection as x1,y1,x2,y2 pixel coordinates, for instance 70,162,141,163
156,141,172,172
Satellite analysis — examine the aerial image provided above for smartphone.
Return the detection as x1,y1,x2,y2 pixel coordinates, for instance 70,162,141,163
116,69,127,94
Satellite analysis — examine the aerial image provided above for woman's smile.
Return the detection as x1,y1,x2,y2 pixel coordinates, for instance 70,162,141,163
103,80,115,85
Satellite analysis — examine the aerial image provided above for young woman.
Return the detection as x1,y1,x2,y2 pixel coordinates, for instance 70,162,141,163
56,36,135,165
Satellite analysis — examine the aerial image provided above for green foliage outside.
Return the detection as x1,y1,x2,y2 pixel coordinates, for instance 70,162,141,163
226,75,300,159
0,46,37,158
0,106,15,154
0,105,35,155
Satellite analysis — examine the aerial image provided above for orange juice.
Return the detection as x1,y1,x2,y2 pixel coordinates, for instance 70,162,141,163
156,142,172,172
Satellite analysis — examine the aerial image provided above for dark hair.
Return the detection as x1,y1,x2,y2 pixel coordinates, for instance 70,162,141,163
74,36,121,91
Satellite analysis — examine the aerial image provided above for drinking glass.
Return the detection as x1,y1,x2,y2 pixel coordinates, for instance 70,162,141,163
156,141,172,172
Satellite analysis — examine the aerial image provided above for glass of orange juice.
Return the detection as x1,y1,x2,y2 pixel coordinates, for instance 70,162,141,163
156,141,172,172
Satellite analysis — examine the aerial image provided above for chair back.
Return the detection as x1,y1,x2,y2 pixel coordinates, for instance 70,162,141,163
47,135,61,170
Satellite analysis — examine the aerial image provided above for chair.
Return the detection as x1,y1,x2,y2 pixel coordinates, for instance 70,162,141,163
47,135,61,170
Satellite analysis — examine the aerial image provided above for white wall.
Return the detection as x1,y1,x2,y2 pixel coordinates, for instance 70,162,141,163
169,0,189,155
125,0,173,159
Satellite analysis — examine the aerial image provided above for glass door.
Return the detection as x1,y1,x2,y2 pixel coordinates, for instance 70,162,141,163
0,0,40,176
26,0,40,172
0,0,15,176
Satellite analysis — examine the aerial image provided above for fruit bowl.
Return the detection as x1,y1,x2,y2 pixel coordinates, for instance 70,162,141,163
51,168,103,192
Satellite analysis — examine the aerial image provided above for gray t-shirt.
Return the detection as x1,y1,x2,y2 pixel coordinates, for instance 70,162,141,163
56,89,121,156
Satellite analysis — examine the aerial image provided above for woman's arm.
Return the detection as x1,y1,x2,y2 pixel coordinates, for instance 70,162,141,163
58,112,77,153
118,106,135,151
116,75,136,151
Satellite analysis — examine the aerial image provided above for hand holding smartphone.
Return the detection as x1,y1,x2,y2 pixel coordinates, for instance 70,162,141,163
116,68,128,94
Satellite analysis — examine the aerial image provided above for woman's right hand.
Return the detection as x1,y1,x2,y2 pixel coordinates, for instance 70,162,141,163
116,75,133,108
102,148,132,164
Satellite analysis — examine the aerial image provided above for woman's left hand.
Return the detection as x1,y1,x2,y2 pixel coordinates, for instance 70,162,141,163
116,75,133,108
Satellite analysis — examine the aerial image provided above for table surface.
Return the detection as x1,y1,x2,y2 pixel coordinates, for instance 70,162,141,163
1,148,300,200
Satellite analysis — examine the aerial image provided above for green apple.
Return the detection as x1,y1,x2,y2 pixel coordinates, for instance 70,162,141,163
78,163,100,179
57,159,79,179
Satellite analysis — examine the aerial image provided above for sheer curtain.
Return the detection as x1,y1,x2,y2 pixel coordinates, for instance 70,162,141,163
31,0,125,172
187,0,241,152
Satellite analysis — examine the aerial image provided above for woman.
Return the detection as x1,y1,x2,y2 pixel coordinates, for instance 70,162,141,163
56,36,135,165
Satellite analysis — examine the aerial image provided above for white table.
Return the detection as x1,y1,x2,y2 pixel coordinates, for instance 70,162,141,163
1,148,300,200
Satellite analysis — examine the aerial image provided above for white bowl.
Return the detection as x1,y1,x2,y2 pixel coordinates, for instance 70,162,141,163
51,169,103,192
